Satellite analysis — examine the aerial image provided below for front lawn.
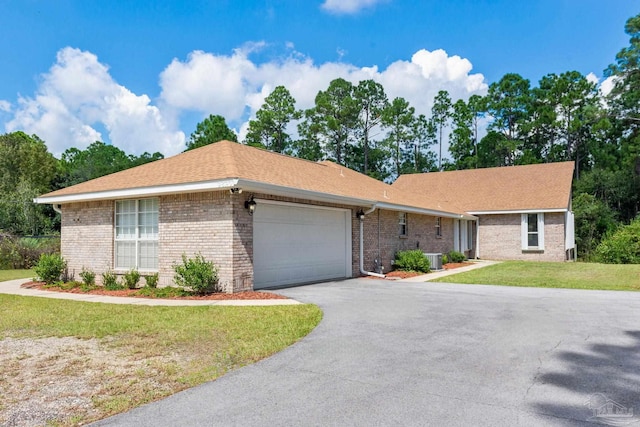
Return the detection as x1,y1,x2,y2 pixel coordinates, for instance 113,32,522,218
0,269,34,282
431,261,640,291
0,294,322,425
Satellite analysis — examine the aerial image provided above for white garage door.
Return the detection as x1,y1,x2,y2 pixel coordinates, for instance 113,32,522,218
253,201,352,289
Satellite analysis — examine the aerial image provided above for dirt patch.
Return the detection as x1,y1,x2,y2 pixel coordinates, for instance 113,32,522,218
21,281,287,300
0,336,182,426
384,271,424,279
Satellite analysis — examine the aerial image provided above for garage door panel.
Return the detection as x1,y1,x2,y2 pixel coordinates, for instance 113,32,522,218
253,202,351,289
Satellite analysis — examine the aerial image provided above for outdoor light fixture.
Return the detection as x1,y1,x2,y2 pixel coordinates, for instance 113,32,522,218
356,209,365,220
245,196,257,215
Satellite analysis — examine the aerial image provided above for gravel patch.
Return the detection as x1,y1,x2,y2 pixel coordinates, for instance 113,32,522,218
0,336,180,426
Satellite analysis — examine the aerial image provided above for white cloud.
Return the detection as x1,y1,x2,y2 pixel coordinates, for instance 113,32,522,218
5,47,185,157
3,45,487,160
599,75,617,97
160,46,487,132
321,0,387,14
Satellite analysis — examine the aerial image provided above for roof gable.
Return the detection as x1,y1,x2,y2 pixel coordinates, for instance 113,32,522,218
392,162,574,212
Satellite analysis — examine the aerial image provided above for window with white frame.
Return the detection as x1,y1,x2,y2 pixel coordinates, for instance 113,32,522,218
435,217,442,237
115,198,159,270
521,213,544,250
399,212,407,236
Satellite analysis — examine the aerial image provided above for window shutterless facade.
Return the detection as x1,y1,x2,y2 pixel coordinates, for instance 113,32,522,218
435,217,442,237
399,212,407,236
521,213,544,250
115,198,159,270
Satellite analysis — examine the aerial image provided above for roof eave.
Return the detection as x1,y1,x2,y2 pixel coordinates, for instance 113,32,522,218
375,202,476,220
468,208,568,215
34,178,241,204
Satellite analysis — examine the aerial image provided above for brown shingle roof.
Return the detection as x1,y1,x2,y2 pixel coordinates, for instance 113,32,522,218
38,141,469,217
392,162,574,212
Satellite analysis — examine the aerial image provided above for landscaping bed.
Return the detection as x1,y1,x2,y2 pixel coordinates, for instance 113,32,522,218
20,281,288,300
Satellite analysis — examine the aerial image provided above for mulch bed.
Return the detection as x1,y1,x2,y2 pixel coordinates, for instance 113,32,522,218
20,281,288,300
366,261,476,280
443,262,475,270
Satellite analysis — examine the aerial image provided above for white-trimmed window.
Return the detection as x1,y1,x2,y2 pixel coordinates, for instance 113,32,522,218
115,198,159,270
521,213,544,250
435,217,442,237
399,212,407,236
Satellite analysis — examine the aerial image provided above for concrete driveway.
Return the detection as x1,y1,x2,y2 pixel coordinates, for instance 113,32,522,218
95,279,640,426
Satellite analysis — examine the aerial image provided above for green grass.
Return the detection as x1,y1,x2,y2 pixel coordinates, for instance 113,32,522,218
0,294,322,423
0,269,34,282
432,261,640,291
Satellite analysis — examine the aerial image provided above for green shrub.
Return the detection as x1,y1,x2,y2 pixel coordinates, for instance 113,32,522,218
173,253,220,295
102,270,123,290
394,250,431,272
447,250,466,263
595,217,640,264
34,253,66,284
123,269,141,289
442,254,449,264
79,267,96,286
0,235,60,269
144,273,159,288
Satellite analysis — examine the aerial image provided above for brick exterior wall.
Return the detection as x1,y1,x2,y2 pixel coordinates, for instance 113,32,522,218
59,193,456,292
357,210,454,274
477,212,566,262
61,201,114,283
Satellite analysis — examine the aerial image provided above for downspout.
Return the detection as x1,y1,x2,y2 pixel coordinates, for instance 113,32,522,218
52,204,62,214
475,217,480,259
360,206,386,278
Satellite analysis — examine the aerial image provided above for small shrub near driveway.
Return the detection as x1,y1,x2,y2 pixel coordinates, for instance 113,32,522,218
394,250,431,272
174,253,220,294
144,273,159,288
102,270,123,290
34,253,66,284
447,250,466,263
79,267,96,286
123,269,141,289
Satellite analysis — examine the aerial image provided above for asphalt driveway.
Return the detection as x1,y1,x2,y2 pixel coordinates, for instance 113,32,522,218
95,279,640,426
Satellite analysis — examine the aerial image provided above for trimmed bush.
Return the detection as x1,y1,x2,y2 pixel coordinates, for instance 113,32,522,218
34,253,66,284
447,250,466,263
79,267,96,286
173,253,220,295
442,253,449,265
595,217,640,264
102,270,122,290
123,269,141,289
394,250,431,272
145,273,159,288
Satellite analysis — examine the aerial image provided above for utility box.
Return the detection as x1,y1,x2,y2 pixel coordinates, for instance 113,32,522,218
424,253,443,270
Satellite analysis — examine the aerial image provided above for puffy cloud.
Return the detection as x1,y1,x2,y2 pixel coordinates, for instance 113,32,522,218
160,46,487,129
5,47,185,157
321,0,387,14
4,45,487,159
599,75,617,97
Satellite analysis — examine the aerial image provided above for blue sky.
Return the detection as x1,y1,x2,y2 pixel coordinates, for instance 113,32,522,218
0,0,636,157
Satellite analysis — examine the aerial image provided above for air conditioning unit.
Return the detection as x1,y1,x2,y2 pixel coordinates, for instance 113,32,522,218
424,253,443,270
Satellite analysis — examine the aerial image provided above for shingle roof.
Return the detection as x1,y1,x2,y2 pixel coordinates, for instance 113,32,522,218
38,140,469,217
392,162,574,212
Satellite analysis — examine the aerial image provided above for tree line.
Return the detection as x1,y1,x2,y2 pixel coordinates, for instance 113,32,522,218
2,13,640,261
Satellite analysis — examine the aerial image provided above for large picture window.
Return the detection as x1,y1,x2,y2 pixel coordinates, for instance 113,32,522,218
115,198,158,270
521,213,544,251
